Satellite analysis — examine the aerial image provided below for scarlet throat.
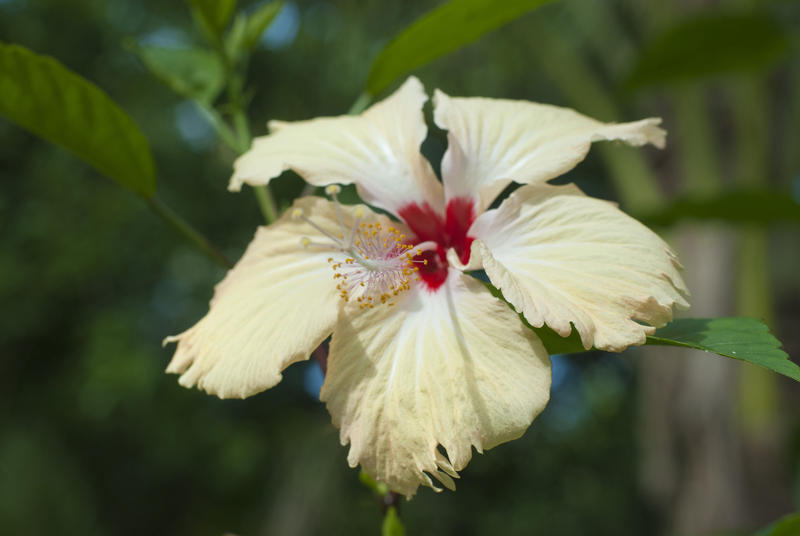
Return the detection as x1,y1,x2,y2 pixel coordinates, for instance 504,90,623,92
396,197,476,291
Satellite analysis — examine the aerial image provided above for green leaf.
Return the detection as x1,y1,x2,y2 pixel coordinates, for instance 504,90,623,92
382,507,405,536
0,43,156,197
626,12,790,90
637,189,800,227
754,513,800,536
366,0,554,96
225,13,248,61
189,0,237,39
243,1,283,51
131,44,224,103
484,282,797,382
648,318,798,382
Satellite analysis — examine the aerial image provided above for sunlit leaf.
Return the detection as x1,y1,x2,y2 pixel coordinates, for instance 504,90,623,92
0,43,156,197
382,507,405,536
366,0,554,96
626,12,790,89
189,0,237,38
131,44,224,103
638,189,800,227
485,283,797,382
648,318,798,382
755,513,800,536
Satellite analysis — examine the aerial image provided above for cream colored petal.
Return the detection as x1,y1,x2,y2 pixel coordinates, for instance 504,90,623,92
321,270,551,497
230,77,444,214
433,90,666,211
164,197,398,399
468,184,689,352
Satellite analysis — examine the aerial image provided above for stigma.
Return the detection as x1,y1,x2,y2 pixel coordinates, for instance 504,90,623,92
294,186,426,309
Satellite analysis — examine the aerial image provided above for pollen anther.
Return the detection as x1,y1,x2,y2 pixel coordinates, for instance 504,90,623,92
292,200,420,310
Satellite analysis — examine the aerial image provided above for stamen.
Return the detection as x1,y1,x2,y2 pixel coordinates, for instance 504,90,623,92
291,199,418,309
325,184,347,240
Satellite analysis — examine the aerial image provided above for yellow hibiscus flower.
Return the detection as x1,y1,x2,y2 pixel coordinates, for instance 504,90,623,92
165,77,689,496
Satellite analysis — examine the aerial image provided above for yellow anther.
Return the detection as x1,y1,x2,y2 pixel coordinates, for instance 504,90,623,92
291,207,304,220
300,237,311,248
325,184,342,195
327,257,333,263
354,206,366,219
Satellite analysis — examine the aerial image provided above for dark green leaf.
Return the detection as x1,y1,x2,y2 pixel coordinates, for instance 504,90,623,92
648,318,798,382
131,44,224,103
626,12,790,90
189,0,237,38
637,189,800,227
382,506,405,536
243,1,283,51
754,513,800,536
366,0,554,96
0,43,156,197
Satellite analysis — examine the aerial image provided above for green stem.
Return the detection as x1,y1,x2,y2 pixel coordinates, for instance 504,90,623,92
194,101,241,152
231,105,278,222
210,32,279,224
349,92,372,115
146,195,233,269
252,183,278,223
359,471,405,535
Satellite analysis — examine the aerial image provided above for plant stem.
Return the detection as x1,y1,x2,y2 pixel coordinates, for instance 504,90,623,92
349,92,372,115
212,32,279,224
146,195,233,269
194,101,241,152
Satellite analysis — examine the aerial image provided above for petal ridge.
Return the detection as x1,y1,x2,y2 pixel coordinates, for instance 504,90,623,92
321,271,551,496
231,77,443,215
164,197,395,399
433,90,666,211
469,183,689,352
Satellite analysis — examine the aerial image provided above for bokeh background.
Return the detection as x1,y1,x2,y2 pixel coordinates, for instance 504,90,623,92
1,0,799,534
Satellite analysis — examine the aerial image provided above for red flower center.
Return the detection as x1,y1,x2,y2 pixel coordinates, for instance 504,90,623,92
396,197,476,291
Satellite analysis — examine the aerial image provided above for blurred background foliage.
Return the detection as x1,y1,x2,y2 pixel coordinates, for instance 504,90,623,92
1,0,799,535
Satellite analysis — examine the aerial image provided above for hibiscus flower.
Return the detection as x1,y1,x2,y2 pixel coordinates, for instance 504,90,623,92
165,77,689,496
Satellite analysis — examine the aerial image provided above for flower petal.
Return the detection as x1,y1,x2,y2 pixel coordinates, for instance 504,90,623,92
231,77,444,214
466,184,689,352
320,270,551,496
165,197,374,399
433,90,666,211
